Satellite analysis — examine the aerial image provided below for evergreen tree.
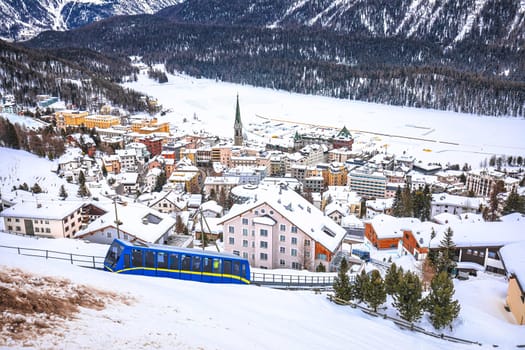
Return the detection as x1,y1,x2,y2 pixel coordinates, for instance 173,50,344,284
434,227,457,275
208,188,217,201
19,183,29,191
392,186,403,217
316,262,326,272
421,184,432,222
154,170,166,192
218,187,228,208
488,180,505,221
363,270,386,312
59,184,68,200
77,183,91,198
401,183,413,217
425,272,461,330
502,189,525,215
78,170,86,186
384,263,403,295
333,257,352,301
5,119,20,149
392,271,423,323
31,183,42,194
353,270,369,303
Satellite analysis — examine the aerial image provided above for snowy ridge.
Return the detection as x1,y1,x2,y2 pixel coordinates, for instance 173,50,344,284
451,0,488,45
0,0,183,41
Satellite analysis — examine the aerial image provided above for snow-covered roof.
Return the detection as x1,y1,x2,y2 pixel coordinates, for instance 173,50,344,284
220,184,346,252
431,193,484,209
75,202,175,243
367,214,421,239
432,213,462,225
366,198,394,211
499,241,525,291
0,200,84,220
200,200,223,214
499,212,525,223
325,202,347,216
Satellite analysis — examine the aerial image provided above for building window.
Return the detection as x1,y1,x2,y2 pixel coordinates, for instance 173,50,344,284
318,253,327,261
280,224,286,231
229,237,235,245
233,250,240,256
305,251,310,258
280,235,285,242
280,247,285,254
243,240,248,247
242,252,248,259
291,226,297,233
35,227,40,232
270,210,274,215
228,226,235,233
15,226,21,231
7,226,13,231
64,226,69,231
107,232,112,238
304,240,310,246
292,262,301,269
7,218,11,222
45,228,51,233
260,253,268,260
242,218,249,225
291,249,297,257
45,220,49,224
15,219,19,222
260,241,268,249
242,228,248,236
261,209,266,214
260,229,268,237
291,237,298,245
123,234,129,240
280,259,285,266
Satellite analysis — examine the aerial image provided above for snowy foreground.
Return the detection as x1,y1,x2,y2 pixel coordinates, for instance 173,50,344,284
1,233,524,349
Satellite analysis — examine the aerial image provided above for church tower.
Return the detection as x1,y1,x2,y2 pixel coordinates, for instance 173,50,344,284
233,94,244,146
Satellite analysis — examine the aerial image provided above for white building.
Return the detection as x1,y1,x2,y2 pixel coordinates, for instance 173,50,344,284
431,193,484,218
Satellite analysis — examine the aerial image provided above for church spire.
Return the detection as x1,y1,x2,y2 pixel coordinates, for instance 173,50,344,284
234,94,244,146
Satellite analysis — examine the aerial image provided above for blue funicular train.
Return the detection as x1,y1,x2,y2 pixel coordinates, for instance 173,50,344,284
104,238,251,284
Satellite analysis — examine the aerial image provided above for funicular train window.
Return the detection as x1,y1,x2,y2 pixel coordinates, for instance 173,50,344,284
233,261,241,276
169,254,179,270
212,258,222,273
241,264,247,277
132,249,143,267
145,251,155,268
157,252,168,269
123,254,131,269
203,257,213,272
181,255,191,270
223,260,232,275
193,256,202,272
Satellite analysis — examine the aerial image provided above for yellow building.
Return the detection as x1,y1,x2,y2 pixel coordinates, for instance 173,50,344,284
131,118,170,134
55,110,89,129
500,242,525,326
325,162,348,187
84,115,121,129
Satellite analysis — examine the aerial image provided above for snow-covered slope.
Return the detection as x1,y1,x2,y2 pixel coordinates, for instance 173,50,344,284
0,0,183,41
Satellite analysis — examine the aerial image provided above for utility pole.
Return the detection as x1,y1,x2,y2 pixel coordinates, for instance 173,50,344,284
113,197,122,239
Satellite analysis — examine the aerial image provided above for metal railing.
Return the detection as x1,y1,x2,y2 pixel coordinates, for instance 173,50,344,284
0,245,105,269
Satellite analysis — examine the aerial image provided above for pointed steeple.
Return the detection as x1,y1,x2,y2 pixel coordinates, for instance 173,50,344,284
234,94,244,146
235,94,242,124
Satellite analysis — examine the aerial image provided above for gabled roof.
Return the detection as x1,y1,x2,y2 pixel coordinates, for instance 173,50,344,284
0,200,84,220
367,214,421,239
499,241,525,293
75,202,176,243
219,184,346,252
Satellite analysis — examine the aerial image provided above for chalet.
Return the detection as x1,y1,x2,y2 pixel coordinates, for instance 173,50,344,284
431,193,484,218
75,203,176,244
138,190,187,214
364,214,421,250
499,242,525,325
218,183,346,271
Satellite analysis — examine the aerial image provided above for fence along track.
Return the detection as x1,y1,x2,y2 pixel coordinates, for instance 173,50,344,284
0,244,338,288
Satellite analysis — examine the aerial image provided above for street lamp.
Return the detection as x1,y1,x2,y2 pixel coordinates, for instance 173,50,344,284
113,197,122,239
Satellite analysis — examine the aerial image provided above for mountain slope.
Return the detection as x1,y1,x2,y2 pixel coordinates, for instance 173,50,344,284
158,0,525,49
0,0,183,41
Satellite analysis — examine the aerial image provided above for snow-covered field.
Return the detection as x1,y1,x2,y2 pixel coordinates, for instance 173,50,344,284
124,70,525,168
0,232,524,349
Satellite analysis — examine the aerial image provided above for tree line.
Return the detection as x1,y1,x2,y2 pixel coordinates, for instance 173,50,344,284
23,15,525,117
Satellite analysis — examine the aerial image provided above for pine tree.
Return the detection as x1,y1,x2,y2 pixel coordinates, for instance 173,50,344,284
488,180,505,221
502,189,525,215
384,263,403,295
31,183,42,194
434,227,457,275
77,183,90,198
392,271,423,323
175,215,185,233
421,184,432,222
401,183,413,217
333,257,352,301
353,270,369,303
78,170,86,186
316,262,326,272
392,186,403,217
208,188,217,201
59,184,68,200
363,270,386,312
154,170,166,192
425,272,461,330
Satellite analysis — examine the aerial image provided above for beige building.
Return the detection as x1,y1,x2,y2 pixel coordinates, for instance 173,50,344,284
1,201,85,238
500,242,525,325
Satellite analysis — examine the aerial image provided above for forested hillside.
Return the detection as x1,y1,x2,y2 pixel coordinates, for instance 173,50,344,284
0,40,147,112
24,15,525,117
